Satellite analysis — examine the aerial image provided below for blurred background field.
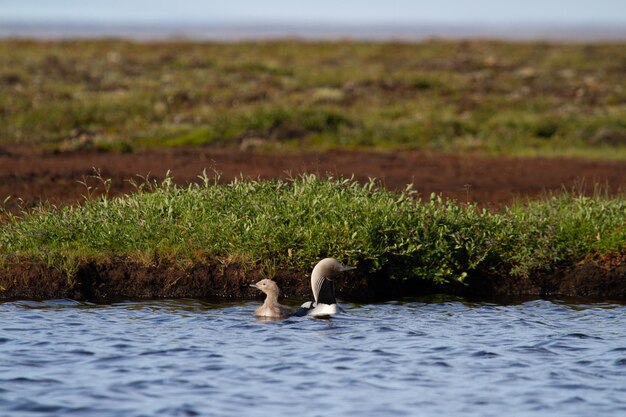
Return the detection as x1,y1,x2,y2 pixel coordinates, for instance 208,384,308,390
2,0,626,213
1,39,625,158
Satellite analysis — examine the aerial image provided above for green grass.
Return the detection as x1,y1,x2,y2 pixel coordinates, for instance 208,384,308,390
1,175,624,285
1,39,625,157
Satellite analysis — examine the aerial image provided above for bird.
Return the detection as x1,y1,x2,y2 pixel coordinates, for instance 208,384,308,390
250,279,294,319
296,258,355,317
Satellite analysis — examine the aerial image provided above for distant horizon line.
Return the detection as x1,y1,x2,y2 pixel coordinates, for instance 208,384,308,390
2,20,625,42
3,19,626,27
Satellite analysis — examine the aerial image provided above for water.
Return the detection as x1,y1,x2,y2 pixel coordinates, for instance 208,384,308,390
1,297,625,417
3,22,626,42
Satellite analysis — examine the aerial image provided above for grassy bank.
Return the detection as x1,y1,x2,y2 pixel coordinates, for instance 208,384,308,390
1,175,625,286
1,40,625,157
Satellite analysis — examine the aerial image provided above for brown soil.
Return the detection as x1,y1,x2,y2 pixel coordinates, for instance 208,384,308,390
2,145,626,212
2,145,626,301
1,258,625,302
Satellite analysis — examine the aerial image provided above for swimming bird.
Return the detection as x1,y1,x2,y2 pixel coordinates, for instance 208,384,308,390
250,279,294,319
296,258,355,317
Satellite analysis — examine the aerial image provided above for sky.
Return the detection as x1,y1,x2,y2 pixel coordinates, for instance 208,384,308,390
1,0,625,25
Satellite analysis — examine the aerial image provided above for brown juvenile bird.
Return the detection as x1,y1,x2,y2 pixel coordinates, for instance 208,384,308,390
250,279,294,319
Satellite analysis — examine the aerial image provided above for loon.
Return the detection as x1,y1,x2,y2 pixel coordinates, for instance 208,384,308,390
250,279,294,319
296,258,355,317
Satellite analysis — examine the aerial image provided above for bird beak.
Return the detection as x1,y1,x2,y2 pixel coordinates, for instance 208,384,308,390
341,265,356,272
249,283,258,288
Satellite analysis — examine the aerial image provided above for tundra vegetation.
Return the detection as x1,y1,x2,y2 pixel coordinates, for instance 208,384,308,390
0,40,625,158
1,175,624,286
1,40,625,292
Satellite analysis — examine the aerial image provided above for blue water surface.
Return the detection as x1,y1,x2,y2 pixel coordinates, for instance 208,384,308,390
1,296,625,417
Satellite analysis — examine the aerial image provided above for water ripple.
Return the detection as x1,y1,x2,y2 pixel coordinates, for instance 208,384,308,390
1,297,625,417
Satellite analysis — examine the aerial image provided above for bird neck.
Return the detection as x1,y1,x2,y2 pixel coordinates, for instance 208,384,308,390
263,292,279,306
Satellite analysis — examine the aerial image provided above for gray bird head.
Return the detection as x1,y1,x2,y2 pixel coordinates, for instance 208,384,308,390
250,279,280,296
310,258,355,305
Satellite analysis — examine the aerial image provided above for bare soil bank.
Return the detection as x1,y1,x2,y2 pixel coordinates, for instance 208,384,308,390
1,258,625,302
2,146,626,212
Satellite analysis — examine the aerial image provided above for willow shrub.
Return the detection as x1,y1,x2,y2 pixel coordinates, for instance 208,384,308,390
1,174,625,283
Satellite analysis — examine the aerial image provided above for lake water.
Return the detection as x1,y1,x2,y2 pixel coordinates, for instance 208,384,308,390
3,22,626,42
1,296,625,417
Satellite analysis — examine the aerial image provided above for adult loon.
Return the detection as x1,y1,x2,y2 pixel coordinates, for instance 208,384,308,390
296,258,355,317
250,279,294,319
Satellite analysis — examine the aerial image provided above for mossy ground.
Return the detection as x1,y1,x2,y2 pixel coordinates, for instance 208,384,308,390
1,40,625,157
